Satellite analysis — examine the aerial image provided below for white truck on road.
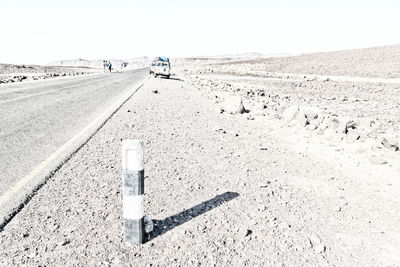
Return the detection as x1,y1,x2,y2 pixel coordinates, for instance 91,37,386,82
150,57,170,79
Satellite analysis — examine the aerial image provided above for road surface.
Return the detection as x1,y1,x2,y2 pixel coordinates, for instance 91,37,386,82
0,68,148,198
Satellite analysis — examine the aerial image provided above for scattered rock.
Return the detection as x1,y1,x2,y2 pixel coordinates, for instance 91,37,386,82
344,131,361,143
338,120,358,134
308,233,325,253
369,155,388,165
314,244,326,254
60,239,71,246
246,114,255,120
306,124,318,130
51,224,60,232
304,110,319,120
221,96,246,114
282,106,299,122
380,136,399,151
278,221,290,230
288,109,307,127
259,181,271,187
239,228,252,237
309,233,321,246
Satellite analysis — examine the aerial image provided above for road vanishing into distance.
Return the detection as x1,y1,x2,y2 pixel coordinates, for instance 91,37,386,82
0,68,148,198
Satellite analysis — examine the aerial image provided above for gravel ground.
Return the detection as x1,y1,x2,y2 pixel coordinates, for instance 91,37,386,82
206,44,400,79
1,72,400,266
187,72,400,141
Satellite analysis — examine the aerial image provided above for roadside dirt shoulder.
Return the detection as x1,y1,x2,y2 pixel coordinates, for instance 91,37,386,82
0,75,399,266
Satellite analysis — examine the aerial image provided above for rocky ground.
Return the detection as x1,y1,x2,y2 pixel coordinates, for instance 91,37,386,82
0,63,95,84
181,72,400,161
1,55,400,265
176,45,400,167
196,44,400,79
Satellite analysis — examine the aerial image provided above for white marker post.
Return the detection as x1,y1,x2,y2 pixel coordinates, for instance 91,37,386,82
122,139,145,245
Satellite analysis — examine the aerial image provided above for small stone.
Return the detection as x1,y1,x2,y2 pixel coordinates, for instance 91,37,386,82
28,252,37,258
282,106,299,122
369,155,388,165
60,239,70,246
152,89,158,94
345,130,361,142
239,228,252,237
259,181,271,187
52,224,60,232
309,233,321,246
221,96,246,114
380,137,399,151
287,108,307,127
314,244,325,253
338,119,357,134
278,221,290,230
304,110,318,120
308,232,325,253
268,220,277,228
246,114,255,120
309,118,320,128
306,124,317,130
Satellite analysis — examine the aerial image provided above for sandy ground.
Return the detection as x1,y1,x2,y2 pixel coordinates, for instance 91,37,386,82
200,44,400,79
1,61,399,265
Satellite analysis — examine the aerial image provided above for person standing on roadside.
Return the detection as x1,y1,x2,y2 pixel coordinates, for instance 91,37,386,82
103,60,107,73
108,61,112,73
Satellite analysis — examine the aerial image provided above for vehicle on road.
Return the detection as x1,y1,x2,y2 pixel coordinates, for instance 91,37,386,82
150,57,170,78
149,61,157,74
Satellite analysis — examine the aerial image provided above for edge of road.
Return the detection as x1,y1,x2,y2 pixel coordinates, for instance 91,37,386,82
0,71,149,231
0,66,149,89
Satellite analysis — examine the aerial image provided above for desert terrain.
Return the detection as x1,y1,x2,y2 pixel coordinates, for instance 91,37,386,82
0,57,149,85
1,45,400,266
0,64,93,84
207,44,400,78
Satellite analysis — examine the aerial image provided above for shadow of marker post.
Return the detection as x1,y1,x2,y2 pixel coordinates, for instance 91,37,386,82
147,191,239,241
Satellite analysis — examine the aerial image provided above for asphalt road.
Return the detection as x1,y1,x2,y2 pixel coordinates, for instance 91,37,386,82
0,68,148,197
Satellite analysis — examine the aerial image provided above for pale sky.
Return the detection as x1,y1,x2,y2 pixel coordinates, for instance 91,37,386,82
0,0,399,64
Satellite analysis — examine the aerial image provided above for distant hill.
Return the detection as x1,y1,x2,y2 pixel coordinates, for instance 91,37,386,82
185,52,291,60
221,44,400,78
46,57,150,69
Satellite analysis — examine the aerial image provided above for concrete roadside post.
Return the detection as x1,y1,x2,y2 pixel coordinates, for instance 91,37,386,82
122,139,145,245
